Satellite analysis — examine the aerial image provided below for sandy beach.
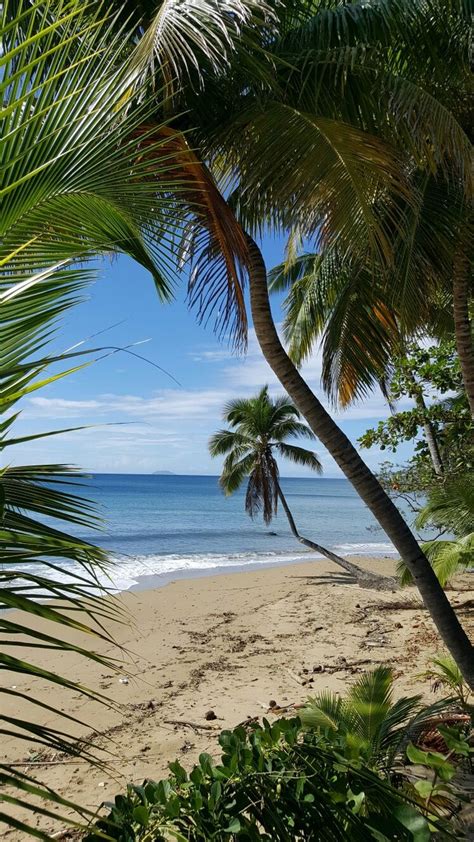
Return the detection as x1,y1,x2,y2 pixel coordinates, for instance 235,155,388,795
2,555,472,838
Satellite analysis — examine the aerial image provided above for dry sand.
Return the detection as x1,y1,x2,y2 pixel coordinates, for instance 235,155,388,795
1,555,472,838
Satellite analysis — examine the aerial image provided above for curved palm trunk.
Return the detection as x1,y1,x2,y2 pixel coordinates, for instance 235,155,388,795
276,483,396,588
453,226,474,418
246,234,474,687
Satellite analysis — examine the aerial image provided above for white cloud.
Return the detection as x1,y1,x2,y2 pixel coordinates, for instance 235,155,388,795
16,325,416,475
28,389,231,421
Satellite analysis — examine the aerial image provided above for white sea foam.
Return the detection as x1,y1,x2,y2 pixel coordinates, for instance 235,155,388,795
334,542,397,555
8,543,397,596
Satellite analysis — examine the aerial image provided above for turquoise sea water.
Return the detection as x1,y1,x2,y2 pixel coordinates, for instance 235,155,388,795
43,474,398,592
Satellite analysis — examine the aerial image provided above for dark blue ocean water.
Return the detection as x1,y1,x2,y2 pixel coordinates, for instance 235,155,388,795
56,474,397,591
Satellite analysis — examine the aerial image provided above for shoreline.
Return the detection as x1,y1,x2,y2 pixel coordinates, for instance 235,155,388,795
2,555,472,838
127,549,400,594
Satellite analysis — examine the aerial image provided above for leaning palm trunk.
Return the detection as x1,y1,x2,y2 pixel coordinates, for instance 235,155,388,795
246,234,474,688
452,220,474,418
276,484,396,589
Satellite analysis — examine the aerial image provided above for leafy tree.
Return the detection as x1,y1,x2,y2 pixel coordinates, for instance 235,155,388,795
359,341,472,480
357,343,473,587
209,387,391,584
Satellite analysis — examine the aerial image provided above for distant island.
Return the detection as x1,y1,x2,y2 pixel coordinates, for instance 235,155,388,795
152,470,175,475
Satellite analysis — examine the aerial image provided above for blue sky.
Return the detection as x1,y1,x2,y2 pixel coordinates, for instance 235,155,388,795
13,235,415,476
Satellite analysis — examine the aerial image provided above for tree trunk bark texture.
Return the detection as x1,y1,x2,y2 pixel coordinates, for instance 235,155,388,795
246,234,474,687
413,392,444,476
453,228,474,419
276,485,397,589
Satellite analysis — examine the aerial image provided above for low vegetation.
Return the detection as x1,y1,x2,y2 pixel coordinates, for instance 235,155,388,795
86,668,472,841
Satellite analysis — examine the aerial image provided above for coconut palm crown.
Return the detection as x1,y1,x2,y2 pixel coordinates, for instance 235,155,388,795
209,386,321,525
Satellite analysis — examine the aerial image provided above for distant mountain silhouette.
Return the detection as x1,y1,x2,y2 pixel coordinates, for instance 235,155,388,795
152,470,175,475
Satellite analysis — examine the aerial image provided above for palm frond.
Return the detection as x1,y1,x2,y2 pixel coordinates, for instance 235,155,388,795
208,429,252,458
276,175,463,406
418,654,470,706
134,0,275,94
130,125,251,347
347,667,394,745
219,102,412,266
269,252,320,294
415,475,474,536
275,1,472,191
300,692,347,733
276,443,322,473
221,452,255,495
270,420,316,442
278,246,400,405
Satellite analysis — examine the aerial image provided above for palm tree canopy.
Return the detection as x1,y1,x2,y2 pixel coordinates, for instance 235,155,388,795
72,0,471,356
209,386,321,524
269,173,467,407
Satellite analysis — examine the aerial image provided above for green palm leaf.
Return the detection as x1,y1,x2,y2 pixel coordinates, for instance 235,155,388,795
0,0,212,833
133,0,275,91
301,666,452,776
276,442,322,472
397,535,474,588
224,103,411,266
415,475,474,536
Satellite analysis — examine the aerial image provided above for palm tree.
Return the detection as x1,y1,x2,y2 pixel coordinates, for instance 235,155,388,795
25,1,474,682
201,0,473,685
90,0,474,682
209,387,393,584
268,174,465,412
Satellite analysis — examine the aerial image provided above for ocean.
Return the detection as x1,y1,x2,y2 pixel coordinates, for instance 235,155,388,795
50,474,399,592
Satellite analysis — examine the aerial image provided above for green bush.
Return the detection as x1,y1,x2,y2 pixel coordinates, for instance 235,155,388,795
85,717,447,841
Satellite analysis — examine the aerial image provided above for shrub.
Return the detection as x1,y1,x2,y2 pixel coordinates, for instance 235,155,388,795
85,716,445,841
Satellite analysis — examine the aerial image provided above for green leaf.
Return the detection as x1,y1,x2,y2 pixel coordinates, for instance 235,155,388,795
392,804,431,841
224,817,241,833
437,726,471,757
406,743,455,781
414,779,434,799
132,805,149,827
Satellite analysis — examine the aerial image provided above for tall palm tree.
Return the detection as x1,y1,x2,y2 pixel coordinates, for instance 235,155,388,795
198,0,473,685
209,387,392,584
87,0,474,682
